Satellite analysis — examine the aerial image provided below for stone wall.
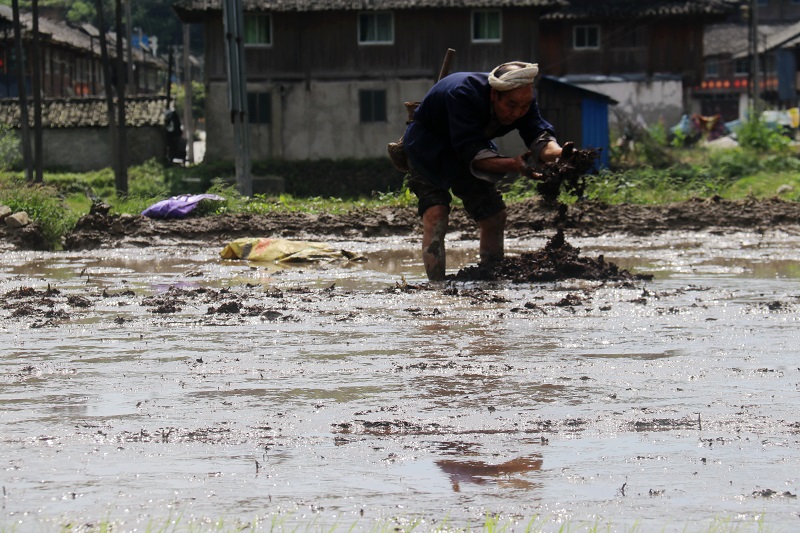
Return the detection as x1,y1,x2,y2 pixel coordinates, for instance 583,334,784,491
41,126,166,172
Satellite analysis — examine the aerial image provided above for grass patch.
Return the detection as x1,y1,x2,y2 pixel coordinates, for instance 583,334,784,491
0,175,79,248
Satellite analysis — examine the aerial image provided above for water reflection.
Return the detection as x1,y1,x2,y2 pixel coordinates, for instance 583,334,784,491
435,455,543,492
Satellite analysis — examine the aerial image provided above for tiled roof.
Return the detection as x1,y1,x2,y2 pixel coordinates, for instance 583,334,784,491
0,97,168,128
543,0,736,20
704,23,749,57
704,21,800,58
739,19,800,57
173,0,734,18
0,5,164,66
173,0,561,18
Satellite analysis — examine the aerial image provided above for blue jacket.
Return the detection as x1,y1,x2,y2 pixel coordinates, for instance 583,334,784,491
404,71,555,188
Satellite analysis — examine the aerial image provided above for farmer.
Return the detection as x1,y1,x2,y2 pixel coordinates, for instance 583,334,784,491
403,61,568,281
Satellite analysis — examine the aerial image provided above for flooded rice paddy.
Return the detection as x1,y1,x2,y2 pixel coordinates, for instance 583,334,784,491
2,229,800,532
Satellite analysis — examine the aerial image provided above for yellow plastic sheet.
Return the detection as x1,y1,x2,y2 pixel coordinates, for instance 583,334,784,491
788,108,799,129
220,238,364,263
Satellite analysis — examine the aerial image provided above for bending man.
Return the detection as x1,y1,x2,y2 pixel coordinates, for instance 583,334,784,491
403,61,565,281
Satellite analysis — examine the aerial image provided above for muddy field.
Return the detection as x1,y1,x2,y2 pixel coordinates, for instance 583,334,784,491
2,198,800,532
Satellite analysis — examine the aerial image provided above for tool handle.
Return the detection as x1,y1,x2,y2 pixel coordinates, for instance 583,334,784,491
437,48,456,82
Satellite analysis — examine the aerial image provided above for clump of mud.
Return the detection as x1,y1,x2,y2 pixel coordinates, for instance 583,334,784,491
64,202,142,250
0,221,50,251
530,144,601,204
451,229,651,283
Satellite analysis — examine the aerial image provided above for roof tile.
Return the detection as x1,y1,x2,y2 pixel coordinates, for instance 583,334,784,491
0,97,169,128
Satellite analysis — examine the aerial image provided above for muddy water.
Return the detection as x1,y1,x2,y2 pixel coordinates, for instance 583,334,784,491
2,230,800,532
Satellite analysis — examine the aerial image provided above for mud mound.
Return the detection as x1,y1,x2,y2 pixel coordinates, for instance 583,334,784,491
451,229,652,283
0,221,50,251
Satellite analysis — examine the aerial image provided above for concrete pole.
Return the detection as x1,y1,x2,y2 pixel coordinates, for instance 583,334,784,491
750,0,760,114
125,0,134,94
31,0,42,182
11,0,32,181
222,0,252,196
183,23,194,164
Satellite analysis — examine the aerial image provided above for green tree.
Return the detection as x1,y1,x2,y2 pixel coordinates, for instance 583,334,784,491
0,124,22,171
0,0,187,48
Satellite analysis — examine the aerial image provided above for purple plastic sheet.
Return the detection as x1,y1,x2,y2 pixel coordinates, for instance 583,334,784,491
141,194,225,219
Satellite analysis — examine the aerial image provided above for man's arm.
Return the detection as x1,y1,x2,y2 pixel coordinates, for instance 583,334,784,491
471,152,528,176
539,140,563,163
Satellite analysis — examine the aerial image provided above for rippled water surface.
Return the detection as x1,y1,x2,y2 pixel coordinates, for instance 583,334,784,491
2,230,800,532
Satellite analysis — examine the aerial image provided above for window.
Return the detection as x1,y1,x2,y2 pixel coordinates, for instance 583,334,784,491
734,58,749,76
358,12,393,44
705,58,719,78
247,92,272,124
244,14,272,46
359,90,386,123
574,25,600,50
472,10,501,43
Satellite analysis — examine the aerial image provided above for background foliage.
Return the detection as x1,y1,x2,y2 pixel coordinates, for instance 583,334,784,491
0,0,201,50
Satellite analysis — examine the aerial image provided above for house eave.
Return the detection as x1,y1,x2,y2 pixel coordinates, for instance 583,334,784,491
173,0,563,22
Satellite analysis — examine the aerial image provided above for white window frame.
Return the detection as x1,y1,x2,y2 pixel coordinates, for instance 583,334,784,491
471,9,502,43
573,25,600,50
244,13,272,47
358,12,394,45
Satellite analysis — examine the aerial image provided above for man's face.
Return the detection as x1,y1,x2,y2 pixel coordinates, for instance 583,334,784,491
490,86,533,125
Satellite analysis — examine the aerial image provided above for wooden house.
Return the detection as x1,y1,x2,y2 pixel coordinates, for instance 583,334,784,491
538,0,735,130
173,0,568,163
0,5,167,98
174,0,735,165
698,1,800,122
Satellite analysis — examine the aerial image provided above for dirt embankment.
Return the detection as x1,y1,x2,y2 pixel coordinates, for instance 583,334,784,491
3,196,800,253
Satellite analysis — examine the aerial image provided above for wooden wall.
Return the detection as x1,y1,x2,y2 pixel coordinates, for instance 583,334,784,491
539,17,705,83
204,7,545,83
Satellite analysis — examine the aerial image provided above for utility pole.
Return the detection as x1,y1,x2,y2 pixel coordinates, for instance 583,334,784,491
95,0,118,186
750,0,760,114
31,0,42,182
114,0,128,195
11,0,32,181
183,23,194,164
125,0,133,94
222,0,252,196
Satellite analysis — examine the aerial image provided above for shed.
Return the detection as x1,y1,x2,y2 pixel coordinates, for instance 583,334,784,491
537,75,617,168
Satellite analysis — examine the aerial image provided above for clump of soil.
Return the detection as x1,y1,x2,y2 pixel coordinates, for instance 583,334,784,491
451,229,651,283
0,221,50,251
531,144,602,204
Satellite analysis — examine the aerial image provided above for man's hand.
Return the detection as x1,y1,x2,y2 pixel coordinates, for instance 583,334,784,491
559,141,575,161
518,151,544,180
